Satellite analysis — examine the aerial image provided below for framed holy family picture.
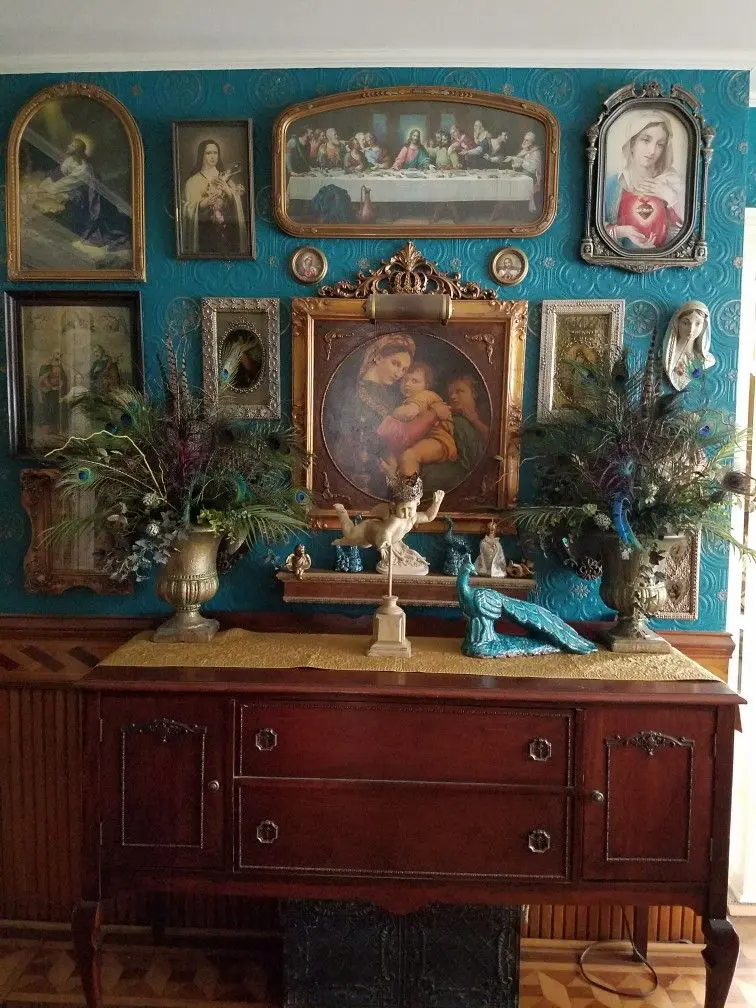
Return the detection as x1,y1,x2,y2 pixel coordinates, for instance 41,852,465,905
5,82,146,281
292,296,526,532
581,81,714,271
274,85,559,238
172,119,256,259
4,290,143,457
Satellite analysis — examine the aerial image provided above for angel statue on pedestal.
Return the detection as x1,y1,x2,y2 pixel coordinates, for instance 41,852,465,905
332,473,444,576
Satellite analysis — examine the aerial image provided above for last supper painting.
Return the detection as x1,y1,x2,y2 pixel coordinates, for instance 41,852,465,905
274,86,559,238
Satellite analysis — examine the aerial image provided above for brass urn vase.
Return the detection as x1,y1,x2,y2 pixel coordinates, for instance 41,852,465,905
597,535,685,654
154,525,223,643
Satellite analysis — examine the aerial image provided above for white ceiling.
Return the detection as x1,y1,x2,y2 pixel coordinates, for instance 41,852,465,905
1,0,755,80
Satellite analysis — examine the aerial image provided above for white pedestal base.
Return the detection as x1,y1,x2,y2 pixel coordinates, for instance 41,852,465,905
367,595,412,658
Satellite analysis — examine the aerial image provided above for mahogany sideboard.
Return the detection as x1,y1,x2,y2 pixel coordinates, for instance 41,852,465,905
72,651,743,1008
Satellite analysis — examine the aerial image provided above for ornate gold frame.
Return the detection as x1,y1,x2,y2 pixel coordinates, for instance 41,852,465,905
6,81,146,282
21,468,130,595
292,244,526,532
273,84,559,239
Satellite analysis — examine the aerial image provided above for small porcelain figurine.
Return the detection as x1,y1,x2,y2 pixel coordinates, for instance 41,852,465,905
662,301,715,391
284,543,312,580
474,520,507,577
334,544,363,573
332,473,444,576
506,558,535,579
456,554,596,657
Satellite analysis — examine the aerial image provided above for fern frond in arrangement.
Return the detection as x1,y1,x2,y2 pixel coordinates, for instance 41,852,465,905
45,335,310,581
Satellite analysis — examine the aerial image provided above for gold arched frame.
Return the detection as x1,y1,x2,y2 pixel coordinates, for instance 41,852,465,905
273,84,559,239
6,81,146,282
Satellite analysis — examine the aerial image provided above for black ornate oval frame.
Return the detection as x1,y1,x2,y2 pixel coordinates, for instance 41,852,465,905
580,82,714,273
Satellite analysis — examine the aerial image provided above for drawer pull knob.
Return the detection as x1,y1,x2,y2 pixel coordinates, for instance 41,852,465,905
256,820,279,844
255,728,278,751
591,790,605,803
207,779,220,792
527,828,551,854
528,738,552,762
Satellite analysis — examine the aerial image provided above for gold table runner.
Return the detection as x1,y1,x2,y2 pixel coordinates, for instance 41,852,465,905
100,628,718,681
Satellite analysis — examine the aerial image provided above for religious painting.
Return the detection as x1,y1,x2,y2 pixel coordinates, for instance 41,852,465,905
581,82,713,272
20,468,130,595
292,297,527,532
274,85,559,238
490,246,529,286
290,245,328,284
538,300,625,418
172,119,256,259
6,82,145,281
201,297,280,420
4,290,143,457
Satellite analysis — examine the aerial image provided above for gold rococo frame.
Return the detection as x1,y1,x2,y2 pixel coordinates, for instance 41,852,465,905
291,244,526,533
6,81,146,282
273,84,559,239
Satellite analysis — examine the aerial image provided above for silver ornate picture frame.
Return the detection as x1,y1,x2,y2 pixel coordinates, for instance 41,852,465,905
201,297,280,420
654,530,700,621
580,82,714,273
538,299,625,419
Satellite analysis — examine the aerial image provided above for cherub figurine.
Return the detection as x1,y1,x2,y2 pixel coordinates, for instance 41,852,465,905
332,473,444,576
284,543,312,580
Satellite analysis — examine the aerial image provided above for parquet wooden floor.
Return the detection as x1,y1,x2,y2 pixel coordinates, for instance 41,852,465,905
3,918,756,1006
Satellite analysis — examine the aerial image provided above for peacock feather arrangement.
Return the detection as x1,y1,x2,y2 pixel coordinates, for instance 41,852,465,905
508,338,754,564
45,335,310,581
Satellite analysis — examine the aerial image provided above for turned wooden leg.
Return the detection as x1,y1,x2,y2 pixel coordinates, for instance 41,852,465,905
148,892,168,945
72,900,104,1008
631,906,649,962
702,917,739,1008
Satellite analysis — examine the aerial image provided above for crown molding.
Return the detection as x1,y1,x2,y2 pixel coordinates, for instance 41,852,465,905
0,47,755,77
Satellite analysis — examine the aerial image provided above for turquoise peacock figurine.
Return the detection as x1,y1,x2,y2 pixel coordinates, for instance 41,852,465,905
456,554,597,657
441,516,469,576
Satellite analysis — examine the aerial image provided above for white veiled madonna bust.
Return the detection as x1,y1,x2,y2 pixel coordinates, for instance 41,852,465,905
662,300,716,392
474,520,507,578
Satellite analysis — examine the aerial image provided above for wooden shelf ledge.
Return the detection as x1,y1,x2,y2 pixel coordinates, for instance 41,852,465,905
276,569,535,607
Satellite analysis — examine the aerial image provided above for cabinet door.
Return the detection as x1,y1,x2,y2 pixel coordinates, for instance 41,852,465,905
99,694,227,870
581,705,714,883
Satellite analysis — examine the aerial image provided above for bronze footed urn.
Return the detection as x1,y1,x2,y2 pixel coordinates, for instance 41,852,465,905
154,525,223,643
597,535,685,654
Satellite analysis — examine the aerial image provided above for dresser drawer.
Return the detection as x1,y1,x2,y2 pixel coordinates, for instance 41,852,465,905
236,780,571,879
238,701,572,786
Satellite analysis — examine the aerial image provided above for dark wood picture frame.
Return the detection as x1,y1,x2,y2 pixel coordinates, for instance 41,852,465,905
21,467,131,595
172,119,256,260
4,290,144,458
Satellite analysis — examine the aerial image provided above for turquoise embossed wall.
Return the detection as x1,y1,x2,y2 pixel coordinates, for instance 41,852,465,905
0,67,750,628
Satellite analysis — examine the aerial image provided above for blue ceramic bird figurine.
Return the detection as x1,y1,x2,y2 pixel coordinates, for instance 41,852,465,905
441,516,469,576
456,554,597,657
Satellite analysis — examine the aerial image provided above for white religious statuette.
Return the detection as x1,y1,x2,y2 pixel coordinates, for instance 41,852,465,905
367,545,411,658
474,519,507,577
662,300,715,392
332,473,444,577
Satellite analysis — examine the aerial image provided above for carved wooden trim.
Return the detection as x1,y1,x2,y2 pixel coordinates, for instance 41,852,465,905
319,242,497,300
